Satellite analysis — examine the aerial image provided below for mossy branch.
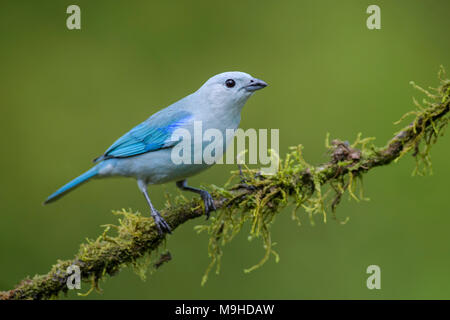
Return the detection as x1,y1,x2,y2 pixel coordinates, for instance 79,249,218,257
1,68,449,300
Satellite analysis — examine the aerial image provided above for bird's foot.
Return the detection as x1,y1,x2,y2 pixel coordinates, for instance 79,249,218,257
238,164,247,181
151,210,172,235
200,190,216,220
238,182,257,191
237,164,257,191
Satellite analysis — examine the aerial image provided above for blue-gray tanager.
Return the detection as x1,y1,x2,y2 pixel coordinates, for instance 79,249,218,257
44,72,268,234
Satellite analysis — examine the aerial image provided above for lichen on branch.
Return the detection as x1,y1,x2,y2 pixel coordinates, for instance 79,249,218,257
1,67,449,300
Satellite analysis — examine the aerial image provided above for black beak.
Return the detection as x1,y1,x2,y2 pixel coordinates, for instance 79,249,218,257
244,78,268,92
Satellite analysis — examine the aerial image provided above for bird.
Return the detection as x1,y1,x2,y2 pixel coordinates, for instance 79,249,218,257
44,71,268,234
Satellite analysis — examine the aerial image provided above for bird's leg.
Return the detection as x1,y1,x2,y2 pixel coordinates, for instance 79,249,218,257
176,179,216,219
238,164,249,183
138,181,171,235
237,164,256,191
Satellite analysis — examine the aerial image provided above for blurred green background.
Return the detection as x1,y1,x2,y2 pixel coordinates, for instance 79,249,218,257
0,0,449,299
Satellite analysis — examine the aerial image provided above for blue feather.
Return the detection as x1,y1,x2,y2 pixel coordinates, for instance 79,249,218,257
94,110,193,162
44,165,99,204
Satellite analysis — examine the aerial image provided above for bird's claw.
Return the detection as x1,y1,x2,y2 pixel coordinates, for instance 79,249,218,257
200,191,216,220
237,164,249,183
151,210,172,235
237,164,258,190
239,183,257,191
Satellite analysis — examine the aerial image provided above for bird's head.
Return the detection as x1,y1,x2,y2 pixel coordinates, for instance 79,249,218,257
196,71,268,108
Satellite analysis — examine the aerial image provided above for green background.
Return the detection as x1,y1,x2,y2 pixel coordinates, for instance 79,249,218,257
0,0,449,299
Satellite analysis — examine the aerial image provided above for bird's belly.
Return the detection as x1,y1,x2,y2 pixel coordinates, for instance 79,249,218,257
100,148,211,184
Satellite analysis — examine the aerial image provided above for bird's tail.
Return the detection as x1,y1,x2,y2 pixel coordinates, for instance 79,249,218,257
44,165,100,205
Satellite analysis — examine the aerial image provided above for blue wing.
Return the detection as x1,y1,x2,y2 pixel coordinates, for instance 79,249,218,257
94,109,193,162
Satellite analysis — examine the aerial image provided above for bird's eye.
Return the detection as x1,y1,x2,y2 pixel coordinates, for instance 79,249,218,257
225,79,236,88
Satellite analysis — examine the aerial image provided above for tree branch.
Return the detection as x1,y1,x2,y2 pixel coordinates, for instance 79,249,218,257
1,69,449,300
